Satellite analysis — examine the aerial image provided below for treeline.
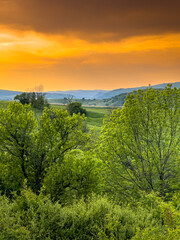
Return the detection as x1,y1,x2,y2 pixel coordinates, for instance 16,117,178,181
14,92,49,110
0,85,180,239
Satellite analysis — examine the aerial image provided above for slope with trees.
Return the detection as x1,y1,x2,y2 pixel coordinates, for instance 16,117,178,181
0,85,180,239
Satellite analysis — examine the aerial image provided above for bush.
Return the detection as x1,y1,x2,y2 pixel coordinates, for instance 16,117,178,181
0,195,30,239
132,227,180,240
0,187,160,240
67,102,87,116
42,149,103,204
14,92,49,110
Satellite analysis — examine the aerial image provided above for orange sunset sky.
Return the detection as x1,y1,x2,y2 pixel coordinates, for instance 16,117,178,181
0,0,180,91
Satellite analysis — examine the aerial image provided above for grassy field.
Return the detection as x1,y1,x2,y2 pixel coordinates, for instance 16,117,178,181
51,104,112,128
84,107,111,128
0,101,114,129
51,105,113,131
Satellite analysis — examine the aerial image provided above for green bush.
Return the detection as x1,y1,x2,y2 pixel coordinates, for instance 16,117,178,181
0,153,24,197
42,149,104,204
0,195,30,240
132,227,180,240
0,187,160,240
67,102,87,116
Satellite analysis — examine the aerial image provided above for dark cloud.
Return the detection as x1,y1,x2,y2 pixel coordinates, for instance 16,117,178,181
0,0,180,40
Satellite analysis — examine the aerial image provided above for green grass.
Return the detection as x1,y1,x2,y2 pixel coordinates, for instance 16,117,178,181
84,107,111,127
51,105,111,128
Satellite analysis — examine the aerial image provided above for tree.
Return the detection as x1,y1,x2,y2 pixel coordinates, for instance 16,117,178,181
0,102,88,194
14,92,30,105
42,149,103,203
0,102,37,194
99,86,180,199
67,101,87,116
30,107,88,192
14,92,49,110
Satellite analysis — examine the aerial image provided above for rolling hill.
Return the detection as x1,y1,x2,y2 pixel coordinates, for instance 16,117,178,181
99,82,180,99
0,82,179,100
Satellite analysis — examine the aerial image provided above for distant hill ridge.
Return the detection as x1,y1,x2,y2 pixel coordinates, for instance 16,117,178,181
99,82,180,99
0,82,180,100
0,90,22,100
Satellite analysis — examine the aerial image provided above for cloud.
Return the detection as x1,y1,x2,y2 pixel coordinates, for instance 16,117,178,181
0,1,180,91
0,0,180,41
1,26,180,64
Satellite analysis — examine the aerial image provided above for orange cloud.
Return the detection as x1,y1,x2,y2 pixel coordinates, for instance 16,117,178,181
1,26,180,64
1,26,180,91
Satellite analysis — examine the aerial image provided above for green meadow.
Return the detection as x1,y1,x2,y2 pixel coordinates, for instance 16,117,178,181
51,104,114,129
83,106,111,127
0,100,113,129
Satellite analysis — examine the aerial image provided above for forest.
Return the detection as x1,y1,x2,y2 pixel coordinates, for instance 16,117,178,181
0,85,180,239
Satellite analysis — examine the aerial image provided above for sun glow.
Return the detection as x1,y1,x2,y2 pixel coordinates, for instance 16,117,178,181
1,26,180,91
1,27,180,64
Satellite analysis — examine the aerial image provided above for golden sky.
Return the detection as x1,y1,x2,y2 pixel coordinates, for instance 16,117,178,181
0,0,180,91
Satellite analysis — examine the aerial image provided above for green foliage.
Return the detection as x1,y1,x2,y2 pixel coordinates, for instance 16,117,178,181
0,102,88,195
42,149,103,203
0,187,159,240
0,195,30,239
99,86,180,199
14,92,30,105
67,101,87,116
132,227,180,240
0,100,9,109
136,191,180,227
51,104,111,128
56,195,154,240
39,107,88,163
14,92,49,110
0,102,37,184
172,192,180,210
0,152,24,197
129,191,180,239
1,87,180,238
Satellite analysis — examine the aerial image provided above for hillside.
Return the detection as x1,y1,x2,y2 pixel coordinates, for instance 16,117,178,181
100,82,180,98
0,90,21,100
47,90,108,99
0,89,108,100
1,82,180,100
49,92,127,107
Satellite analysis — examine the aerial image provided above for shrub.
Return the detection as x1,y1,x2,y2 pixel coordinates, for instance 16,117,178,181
67,102,87,116
0,195,30,239
0,187,160,240
42,149,103,204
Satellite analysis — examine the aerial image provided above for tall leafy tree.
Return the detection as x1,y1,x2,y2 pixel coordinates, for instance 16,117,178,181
39,107,88,164
30,107,88,192
0,102,37,181
0,102,88,194
99,85,180,199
